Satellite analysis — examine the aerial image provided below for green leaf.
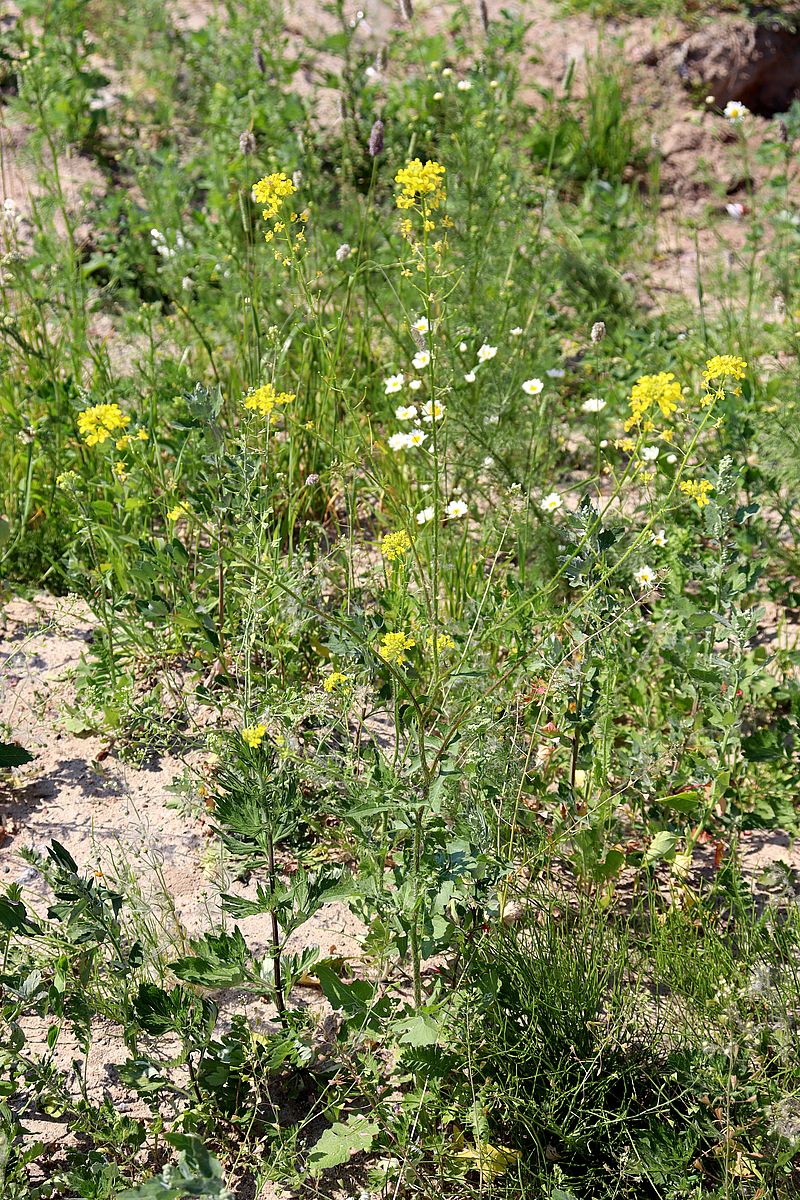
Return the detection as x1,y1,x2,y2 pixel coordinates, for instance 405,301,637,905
645,831,678,865
308,1116,378,1173
0,741,34,768
391,1011,440,1047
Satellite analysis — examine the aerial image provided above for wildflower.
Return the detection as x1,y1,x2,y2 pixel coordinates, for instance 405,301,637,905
381,529,413,561
368,118,384,157
590,321,606,343
412,349,431,369
56,470,78,490
252,172,296,219
136,428,149,441
457,79,472,91
426,631,455,651
242,723,267,748
113,461,128,482
336,242,352,261
77,403,131,446
634,565,656,590
477,343,497,362
385,373,405,395
167,502,191,521
464,371,476,383
409,379,422,391
651,528,667,547
305,473,320,486
379,631,416,664
641,445,659,461
422,400,445,422
389,431,413,451
395,159,446,210
625,371,682,430
522,378,544,396
433,90,444,100
680,478,713,508
546,367,565,378
446,499,468,519
408,428,427,447
239,129,257,156
581,397,606,413
459,341,468,351
483,456,494,467
244,382,296,416
412,317,430,335
724,99,749,122
116,434,131,450
510,326,523,336
702,354,747,384
396,404,417,420
666,453,677,464
540,492,562,513
416,505,435,524
323,671,350,693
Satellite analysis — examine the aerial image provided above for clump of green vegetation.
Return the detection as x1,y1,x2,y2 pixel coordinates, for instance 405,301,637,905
1,1,800,1197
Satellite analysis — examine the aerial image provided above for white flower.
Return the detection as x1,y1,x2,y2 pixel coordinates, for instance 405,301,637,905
446,499,468,518
522,378,544,396
634,565,656,590
546,367,565,378
457,79,472,91
459,341,468,352
510,326,523,336
416,505,435,525
388,431,412,451
433,91,444,100
650,529,667,547
725,203,744,220
384,373,405,395
411,316,429,334
409,379,423,391
464,371,476,383
396,405,417,420
581,396,606,413
540,492,562,513
422,400,445,422
412,349,430,370
408,428,427,447
483,456,494,467
666,453,677,464
477,343,497,363
442,67,453,77
336,242,352,261
724,99,749,122
181,276,193,291
600,439,608,449
641,445,659,461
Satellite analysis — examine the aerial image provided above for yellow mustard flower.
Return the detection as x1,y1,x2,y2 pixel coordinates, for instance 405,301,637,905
378,631,416,664
113,460,128,482
395,159,446,210
323,671,350,693
77,403,130,446
426,631,455,651
241,723,267,749
703,355,747,384
680,478,713,508
243,383,296,417
167,502,191,522
252,172,295,219
381,529,412,562
625,372,682,431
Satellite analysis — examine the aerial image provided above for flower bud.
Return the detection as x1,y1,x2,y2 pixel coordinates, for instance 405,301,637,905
590,321,606,343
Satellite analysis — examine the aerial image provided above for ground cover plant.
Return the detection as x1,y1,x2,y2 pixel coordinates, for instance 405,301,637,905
2,0,800,1197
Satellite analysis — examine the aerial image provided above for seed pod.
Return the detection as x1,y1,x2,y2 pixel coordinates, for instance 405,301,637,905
368,118,384,157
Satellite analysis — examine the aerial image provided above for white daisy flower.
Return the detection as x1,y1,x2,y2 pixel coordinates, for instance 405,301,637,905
412,350,431,370
446,499,468,518
522,378,544,396
416,505,435,525
650,529,667,547
724,99,749,122
396,405,417,420
422,400,445,422
634,565,656,589
464,371,476,383
408,429,427,447
477,343,497,363
581,396,606,413
540,492,562,513
411,317,429,334
388,431,412,451
457,79,472,91
409,379,423,391
384,373,405,395
641,445,659,461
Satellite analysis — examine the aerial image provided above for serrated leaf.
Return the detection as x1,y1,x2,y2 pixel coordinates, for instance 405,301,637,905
308,1116,378,1173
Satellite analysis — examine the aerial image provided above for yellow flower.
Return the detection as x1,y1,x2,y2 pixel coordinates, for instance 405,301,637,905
77,403,130,446
323,671,350,693
136,428,149,440
426,631,455,651
252,172,296,219
625,372,682,431
680,478,713,508
243,383,296,416
381,529,413,562
167,502,191,521
241,723,267,749
703,355,747,384
395,159,446,210
378,631,416,664
116,434,131,450
113,460,128,482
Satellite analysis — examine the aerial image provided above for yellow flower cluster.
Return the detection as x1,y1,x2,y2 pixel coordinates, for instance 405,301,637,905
242,723,267,748
379,631,416,664
252,172,295,219
381,529,412,562
680,479,713,508
243,383,296,417
115,429,149,450
323,671,350,693
77,403,130,446
167,502,191,521
426,631,455,651
625,373,682,431
703,355,747,384
395,159,446,210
